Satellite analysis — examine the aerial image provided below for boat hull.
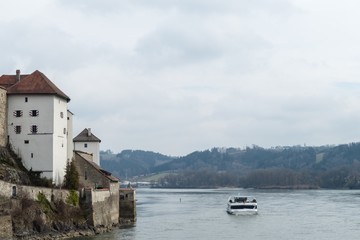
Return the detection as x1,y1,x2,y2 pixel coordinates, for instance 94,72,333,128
226,208,258,215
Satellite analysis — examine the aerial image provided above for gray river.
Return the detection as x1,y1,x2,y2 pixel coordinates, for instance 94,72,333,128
75,188,360,240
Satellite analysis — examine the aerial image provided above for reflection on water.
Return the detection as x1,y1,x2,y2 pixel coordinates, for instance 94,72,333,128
73,188,360,240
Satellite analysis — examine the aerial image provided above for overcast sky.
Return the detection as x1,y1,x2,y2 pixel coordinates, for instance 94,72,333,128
2,0,360,156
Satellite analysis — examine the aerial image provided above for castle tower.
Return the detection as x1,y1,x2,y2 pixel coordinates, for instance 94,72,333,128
73,128,101,165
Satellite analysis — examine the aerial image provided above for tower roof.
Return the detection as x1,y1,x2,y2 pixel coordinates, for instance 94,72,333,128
73,128,101,143
0,70,70,102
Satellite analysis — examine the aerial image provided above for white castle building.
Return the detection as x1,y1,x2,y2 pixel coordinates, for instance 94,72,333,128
0,70,101,185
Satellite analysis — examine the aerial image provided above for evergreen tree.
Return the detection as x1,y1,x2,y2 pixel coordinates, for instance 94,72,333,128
63,159,79,190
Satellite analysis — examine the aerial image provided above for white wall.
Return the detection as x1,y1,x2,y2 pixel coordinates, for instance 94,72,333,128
74,141,100,166
7,95,69,185
52,96,68,185
8,95,54,172
67,110,74,162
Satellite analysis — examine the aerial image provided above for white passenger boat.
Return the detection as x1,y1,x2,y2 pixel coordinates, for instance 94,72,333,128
226,195,258,215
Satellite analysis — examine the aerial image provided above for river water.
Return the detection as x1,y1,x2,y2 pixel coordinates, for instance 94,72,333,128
75,188,360,240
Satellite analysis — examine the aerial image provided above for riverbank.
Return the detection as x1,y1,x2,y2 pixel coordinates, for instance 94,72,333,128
15,225,115,240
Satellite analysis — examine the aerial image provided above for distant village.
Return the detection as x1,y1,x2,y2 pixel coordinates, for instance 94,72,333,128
0,70,135,238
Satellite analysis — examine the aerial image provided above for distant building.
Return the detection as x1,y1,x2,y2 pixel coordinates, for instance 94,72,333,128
73,128,101,165
0,70,73,185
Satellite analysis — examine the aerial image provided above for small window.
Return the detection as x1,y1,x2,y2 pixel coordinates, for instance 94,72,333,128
85,171,88,180
31,125,38,134
24,140,29,144
63,128,66,134
13,110,23,117
12,186,17,197
14,125,21,134
60,112,64,118
29,110,39,117
31,153,34,158
84,143,88,148
25,97,28,102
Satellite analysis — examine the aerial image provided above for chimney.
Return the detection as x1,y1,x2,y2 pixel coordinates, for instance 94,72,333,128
16,69,20,82
87,128,92,137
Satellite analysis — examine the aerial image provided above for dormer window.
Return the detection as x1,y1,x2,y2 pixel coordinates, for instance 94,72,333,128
31,125,38,134
29,110,39,117
13,110,23,117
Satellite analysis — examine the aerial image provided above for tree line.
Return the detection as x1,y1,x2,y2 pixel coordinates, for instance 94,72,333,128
156,162,360,189
100,143,360,189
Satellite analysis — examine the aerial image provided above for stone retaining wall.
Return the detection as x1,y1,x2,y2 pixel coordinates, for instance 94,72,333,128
119,188,136,223
0,215,13,239
80,184,120,227
0,179,70,203
0,87,7,147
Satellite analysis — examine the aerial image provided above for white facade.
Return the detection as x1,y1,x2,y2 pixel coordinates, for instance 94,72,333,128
66,110,74,162
74,141,100,166
7,94,70,185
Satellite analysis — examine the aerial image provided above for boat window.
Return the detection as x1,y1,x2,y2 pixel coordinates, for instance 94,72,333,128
231,205,256,209
235,197,247,202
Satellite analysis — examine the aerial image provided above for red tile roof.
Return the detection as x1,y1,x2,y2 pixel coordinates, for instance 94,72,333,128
0,74,30,88
0,70,70,102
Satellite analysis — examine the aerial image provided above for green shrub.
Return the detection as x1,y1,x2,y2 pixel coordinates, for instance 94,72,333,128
37,192,52,214
66,190,79,206
37,192,47,203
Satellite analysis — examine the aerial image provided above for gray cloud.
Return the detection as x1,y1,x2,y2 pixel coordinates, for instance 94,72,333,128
1,0,360,156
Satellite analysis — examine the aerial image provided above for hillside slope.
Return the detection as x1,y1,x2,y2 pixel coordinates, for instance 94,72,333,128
100,143,360,184
0,147,31,184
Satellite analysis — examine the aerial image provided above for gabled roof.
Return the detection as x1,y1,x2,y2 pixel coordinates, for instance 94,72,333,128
0,70,70,102
73,128,101,143
75,151,119,182
0,74,30,88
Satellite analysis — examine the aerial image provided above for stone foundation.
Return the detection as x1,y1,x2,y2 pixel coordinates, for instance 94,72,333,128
0,215,13,239
119,188,136,223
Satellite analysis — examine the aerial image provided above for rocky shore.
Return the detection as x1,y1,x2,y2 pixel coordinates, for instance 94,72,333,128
14,225,115,240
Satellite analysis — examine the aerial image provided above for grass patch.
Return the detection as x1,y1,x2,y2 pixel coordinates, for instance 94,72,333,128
37,192,53,214
316,153,324,163
136,172,174,182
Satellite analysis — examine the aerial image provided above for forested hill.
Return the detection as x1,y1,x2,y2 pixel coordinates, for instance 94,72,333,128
100,149,176,178
100,143,360,182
